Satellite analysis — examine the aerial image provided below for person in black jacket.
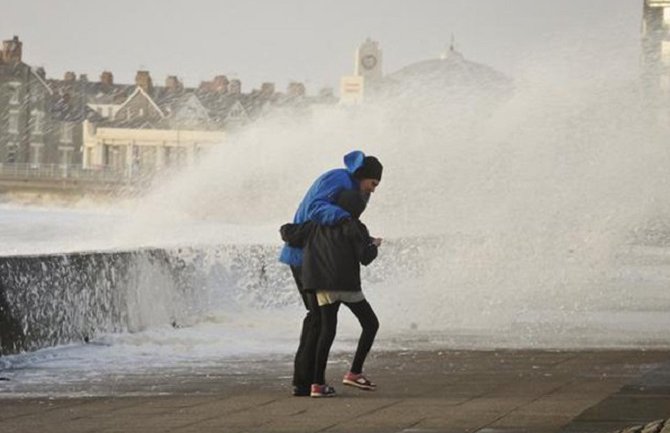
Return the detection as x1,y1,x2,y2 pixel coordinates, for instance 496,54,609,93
281,189,381,398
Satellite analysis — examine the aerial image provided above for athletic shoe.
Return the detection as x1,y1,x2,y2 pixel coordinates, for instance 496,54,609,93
310,384,337,398
342,372,376,390
292,385,311,397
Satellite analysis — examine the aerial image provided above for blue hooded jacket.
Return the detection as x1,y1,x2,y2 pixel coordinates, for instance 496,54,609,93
279,150,367,266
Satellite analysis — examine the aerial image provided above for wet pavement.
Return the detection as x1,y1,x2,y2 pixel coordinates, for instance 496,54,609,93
1,349,670,433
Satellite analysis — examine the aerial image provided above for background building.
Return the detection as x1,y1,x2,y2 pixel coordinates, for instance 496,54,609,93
0,36,336,184
341,37,512,108
642,0,670,95
340,37,383,104
0,36,64,167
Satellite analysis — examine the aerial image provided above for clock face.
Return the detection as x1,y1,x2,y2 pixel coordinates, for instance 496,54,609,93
361,54,378,70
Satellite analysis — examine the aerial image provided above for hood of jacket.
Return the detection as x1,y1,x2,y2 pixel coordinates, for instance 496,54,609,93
343,150,366,175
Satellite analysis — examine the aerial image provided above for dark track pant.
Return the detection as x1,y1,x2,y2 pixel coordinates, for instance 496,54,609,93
313,299,379,385
291,266,320,388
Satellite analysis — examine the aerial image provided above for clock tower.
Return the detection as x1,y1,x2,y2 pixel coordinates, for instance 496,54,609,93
355,38,383,81
340,38,383,104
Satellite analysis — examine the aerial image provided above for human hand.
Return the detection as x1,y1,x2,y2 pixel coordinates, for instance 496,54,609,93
371,237,382,247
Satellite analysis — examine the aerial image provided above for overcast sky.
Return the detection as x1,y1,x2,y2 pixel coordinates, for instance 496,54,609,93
0,0,643,93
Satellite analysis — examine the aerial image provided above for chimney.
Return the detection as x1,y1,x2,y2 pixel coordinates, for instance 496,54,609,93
135,70,153,94
212,75,229,93
229,79,241,95
165,75,183,92
287,82,306,98
2,36,22,64
260,82,275,97
319,87,334,98
64,71,76,82
100,71,114,86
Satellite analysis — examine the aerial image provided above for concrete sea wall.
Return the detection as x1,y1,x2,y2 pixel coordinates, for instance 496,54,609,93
0,245,285,355
0,238,428,356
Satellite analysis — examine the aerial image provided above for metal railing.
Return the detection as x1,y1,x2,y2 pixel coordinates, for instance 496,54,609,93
0,163,137,184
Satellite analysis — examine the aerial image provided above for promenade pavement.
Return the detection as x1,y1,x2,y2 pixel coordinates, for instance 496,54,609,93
1,349,670,433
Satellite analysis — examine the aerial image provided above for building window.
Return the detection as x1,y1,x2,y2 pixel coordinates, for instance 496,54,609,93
163,146,172,166
30,110,44,135
8,110,19,133
662,75,670,93
663,40,670,66
60,123,74,143
59,146,74,168
30,89,41,104
84,146,92,168
6,142,17,163
8,82,20,105
175,147,187,166
30,143,43,167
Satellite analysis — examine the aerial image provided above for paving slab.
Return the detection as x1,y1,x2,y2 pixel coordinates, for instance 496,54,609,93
560,357,670,433
1,350,669,433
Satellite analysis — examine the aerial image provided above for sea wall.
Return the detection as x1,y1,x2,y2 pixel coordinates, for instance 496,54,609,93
0,245,282,355
0,239,429,356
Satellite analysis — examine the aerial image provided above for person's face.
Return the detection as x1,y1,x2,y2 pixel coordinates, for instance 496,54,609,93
359,178,380,194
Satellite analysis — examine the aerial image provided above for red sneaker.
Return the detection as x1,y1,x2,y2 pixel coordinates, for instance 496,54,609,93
342,372,376,391
310,384,337,398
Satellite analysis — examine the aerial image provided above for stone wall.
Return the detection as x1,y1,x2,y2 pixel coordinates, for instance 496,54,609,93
0,237,431,356
0,244,298,356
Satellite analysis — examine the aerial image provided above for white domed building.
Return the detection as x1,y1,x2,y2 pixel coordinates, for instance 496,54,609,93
381,45,512,100
341,39,513,108
378,45,513,108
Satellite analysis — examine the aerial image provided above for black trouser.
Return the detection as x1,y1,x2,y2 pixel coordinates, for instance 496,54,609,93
291,266,321,388
313,299,379,385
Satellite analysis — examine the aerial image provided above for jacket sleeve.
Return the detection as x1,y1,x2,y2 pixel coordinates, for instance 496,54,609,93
280,221,314,248
306,172,351,225
346,221,378,266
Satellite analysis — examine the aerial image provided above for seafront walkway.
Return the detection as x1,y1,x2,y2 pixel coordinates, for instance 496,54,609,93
2,349,670,433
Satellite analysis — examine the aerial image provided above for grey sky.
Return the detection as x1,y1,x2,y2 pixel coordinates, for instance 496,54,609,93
1,0,642,93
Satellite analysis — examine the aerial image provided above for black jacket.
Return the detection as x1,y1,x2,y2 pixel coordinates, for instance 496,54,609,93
280,218,378,292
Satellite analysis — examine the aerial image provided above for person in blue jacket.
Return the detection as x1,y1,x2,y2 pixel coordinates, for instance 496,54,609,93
280,150,383,397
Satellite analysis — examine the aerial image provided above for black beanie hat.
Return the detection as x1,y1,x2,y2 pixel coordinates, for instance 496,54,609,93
355,156,383,181
337,190,367,219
